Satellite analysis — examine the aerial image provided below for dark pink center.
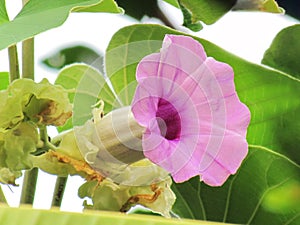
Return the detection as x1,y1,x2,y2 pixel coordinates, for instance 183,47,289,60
156,98,181,140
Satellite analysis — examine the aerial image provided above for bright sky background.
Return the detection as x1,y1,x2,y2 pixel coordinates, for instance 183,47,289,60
0,0,298,212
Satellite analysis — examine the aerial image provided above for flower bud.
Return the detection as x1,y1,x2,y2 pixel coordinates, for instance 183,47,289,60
92,106,146,164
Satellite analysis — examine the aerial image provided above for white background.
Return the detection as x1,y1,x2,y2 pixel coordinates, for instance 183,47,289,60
0,0,298,212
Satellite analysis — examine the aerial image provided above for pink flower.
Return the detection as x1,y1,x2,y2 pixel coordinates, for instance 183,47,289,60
131,35,250,186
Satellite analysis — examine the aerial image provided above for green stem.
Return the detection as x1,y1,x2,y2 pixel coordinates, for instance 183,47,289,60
8,45,20,82
21,0,34,80
20,168,39,204
40,126,57,150
22,38,34,79
51,176,68,207
20,0,37,205
0,186,7,205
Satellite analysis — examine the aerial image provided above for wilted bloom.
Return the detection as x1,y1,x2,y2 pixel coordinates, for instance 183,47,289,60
131,35,250,186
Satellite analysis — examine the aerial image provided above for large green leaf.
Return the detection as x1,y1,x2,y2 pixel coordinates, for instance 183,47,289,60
0,0,9,25
262,24,300,79
0,206,226,225
164,0,283,31
172,147,300,224
0,0,121,50
55,64,117,130
104,24,300,223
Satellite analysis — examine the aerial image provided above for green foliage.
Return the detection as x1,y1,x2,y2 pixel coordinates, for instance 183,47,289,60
0,0,122,50
0,78,72,130
104,24,300,223
55,64,116,131
172,147,300,224
115,0,159,20
262,180,300,214
0,206,225,225
0,72,9,90
42,45,103,73
262,24,300,79
79,177,176,217
73,0,123,13
0,0,9,25
178,0,236,31
233,0,284,13
165,0,283,31
179,2,202,31
163,0,180,8
0,0,297,223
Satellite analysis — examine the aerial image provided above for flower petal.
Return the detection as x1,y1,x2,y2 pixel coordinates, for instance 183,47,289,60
132,34,251,186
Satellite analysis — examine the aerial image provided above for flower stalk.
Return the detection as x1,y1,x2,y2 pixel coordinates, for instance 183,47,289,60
20,0,38,205
8,45,20,82
22,38,34,79
51,176,68,207
20,168,39,204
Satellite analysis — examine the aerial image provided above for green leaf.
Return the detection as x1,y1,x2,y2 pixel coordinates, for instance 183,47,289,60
0,0,9,25
262,24,300,79
0,206,226,225
163,0,180,8
74,0,123,13
55,64,117,131
172,147,300,224
179,2,202,31
105,24,300,223
178,0,236,31
42,45,103,73
0,0,121,51
233,0,284,13
115,0,159,20
0,72,9,90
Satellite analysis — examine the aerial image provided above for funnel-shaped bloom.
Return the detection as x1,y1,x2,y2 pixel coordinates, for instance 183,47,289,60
132,35,250,186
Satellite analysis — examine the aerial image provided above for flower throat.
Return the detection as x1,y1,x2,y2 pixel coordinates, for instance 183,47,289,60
156,98,181,140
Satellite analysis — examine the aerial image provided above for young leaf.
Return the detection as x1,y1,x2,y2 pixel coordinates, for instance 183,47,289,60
105,24,300,224
262,24,300,79
0,0,121,51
